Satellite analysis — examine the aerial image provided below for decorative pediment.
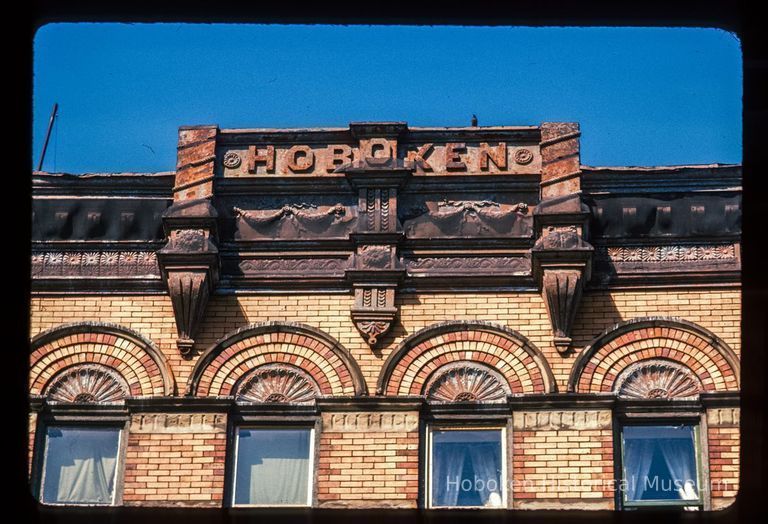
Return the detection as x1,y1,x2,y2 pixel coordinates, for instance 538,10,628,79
46,364,129,404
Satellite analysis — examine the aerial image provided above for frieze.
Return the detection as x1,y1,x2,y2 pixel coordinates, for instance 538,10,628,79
402,199,531,238
31,251,160,277
236,257,349,274
233,203,357,240
596,243,737,263
130,413,228,433
405,256,530,273
322,411,420,433
512,410,612,430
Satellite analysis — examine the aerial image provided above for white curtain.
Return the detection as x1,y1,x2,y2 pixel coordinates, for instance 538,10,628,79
623,439,656,501
45,431,118,504
235,429,311,505
248,456,309,504
433,444,466,506
658,440,698,500
468,445,502,507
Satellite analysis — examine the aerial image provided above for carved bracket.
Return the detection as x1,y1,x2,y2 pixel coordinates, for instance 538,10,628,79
163,267,215,356
531,194,594,355
340,152,412,348
347,244,404,346
540,268,586,353
157,199,220,357
351,308,396,346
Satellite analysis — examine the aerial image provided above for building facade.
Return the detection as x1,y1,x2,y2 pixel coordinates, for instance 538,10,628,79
29,122,740,510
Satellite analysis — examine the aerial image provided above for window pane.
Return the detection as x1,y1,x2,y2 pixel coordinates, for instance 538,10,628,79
431,429,503,507
42,426,120,505
622,425,699,503
234,428,311,506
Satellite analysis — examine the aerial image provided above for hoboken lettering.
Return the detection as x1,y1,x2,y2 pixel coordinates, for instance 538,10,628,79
228,142,539,176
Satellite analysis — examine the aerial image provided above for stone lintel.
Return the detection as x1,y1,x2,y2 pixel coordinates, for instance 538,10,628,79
321,411,420,433
129,412,227,434
512,409,612,431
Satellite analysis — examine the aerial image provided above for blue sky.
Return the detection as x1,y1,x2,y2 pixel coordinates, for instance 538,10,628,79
32,24,742,173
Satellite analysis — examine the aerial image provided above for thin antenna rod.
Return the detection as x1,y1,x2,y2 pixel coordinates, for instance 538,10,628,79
37,103,58,172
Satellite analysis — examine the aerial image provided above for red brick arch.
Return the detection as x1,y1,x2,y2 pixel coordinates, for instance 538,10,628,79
29,322,175,398
187,322,367,397
568,317,740,394
377,321,557,396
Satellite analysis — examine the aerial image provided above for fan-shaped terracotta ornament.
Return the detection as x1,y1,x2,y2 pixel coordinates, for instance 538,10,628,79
425,362,511,403
46,364,129,404
616,359,701,399
236,364,320,404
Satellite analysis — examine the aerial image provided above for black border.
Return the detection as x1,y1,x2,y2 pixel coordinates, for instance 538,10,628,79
19,2,764,524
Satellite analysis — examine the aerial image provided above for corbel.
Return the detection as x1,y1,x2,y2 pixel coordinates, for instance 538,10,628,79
531,194,594,355
339,123,412,347
156,198,220,357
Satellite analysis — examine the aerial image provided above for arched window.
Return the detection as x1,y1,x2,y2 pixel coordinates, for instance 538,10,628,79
188,322,365,508
379,321,555,509
569,318,740,510
29,322,173,506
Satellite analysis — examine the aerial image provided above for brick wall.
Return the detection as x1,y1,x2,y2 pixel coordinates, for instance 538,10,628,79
28,288,740,509
572,289,741,356
316,411,420,508
707,408,740,510
30,296,182,385
122,413,227,506
511,410,614,510
30,287,741,393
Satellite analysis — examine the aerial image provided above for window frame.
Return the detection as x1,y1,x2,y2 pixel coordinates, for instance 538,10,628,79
228,423,317,508
31,402,129,507
617,416,706,510
425,423,508,510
